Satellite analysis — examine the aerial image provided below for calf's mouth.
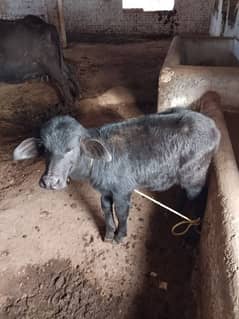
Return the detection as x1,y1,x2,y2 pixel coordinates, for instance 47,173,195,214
39,174,69,190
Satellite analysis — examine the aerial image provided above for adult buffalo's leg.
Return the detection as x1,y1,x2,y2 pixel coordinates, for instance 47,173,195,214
113,192,132,243
44,63,74,106
69,76,80,98
101,192,116,242
67,76,80,99
63,62,80,98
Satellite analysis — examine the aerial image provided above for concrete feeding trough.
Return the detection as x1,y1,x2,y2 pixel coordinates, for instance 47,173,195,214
157,36,239,110
158,36,239,319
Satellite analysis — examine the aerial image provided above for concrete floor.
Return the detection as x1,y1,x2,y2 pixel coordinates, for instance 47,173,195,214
0,38,198,319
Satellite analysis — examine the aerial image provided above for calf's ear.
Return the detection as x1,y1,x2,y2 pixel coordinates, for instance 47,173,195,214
81,138,112,162
13,137,41,160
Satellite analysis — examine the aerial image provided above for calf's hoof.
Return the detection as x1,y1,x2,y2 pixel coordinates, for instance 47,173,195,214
114,233,127,244
104,231,115,243
104,237,113,243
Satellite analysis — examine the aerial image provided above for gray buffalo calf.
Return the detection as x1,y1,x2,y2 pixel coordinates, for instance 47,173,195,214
13,108,221,242
0,15,79,105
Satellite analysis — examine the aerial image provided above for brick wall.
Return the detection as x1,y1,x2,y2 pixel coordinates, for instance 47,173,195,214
0,0,48,20
0,0,214,38
62,0,214,38
175,0,214,34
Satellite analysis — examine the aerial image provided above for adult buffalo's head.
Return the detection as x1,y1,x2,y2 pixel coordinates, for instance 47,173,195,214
13,116,112,190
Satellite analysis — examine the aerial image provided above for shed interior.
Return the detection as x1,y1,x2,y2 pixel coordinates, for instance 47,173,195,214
0,1,238,319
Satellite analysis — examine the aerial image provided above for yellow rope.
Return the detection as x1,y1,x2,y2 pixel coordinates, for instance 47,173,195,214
134,189,201,236
171,218,201,236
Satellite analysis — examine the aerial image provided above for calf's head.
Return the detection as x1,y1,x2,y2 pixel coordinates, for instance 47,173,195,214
13,116,112,190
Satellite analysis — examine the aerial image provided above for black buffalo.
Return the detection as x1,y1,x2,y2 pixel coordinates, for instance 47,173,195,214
0,15,79,105
13,108,220,243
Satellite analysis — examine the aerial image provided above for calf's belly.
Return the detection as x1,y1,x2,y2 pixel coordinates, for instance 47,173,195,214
136,171,178,192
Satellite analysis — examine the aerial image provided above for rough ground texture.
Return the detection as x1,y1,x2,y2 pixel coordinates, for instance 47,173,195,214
0,37,199,319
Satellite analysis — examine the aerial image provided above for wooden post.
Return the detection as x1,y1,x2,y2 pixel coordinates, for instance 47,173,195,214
57,0,67,48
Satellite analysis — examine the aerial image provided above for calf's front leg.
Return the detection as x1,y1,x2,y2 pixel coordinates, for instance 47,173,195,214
101,192,116,242
113,192,132,243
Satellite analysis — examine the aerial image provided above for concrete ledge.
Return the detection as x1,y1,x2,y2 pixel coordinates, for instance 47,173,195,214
157,47,239,315
199,95,239,319
158,36,239,110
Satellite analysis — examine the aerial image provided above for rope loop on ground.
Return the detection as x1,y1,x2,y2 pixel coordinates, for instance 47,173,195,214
171,218,201,236
134,189,201,236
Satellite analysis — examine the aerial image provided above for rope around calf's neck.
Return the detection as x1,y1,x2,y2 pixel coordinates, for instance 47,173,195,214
134,189,201,236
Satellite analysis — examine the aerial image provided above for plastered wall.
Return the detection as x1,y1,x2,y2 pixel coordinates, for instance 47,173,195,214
0,0,214,38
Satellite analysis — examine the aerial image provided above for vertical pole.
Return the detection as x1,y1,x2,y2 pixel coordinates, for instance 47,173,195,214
218,0,224,36
57,0,67,48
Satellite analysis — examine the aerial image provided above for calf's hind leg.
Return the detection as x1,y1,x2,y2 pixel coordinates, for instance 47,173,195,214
179,152,212,200
179,153,212,220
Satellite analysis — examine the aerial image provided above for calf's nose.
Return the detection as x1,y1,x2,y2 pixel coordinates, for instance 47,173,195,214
39,175,60,189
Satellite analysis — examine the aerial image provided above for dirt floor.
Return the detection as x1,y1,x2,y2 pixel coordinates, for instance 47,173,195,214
0,37,199,319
